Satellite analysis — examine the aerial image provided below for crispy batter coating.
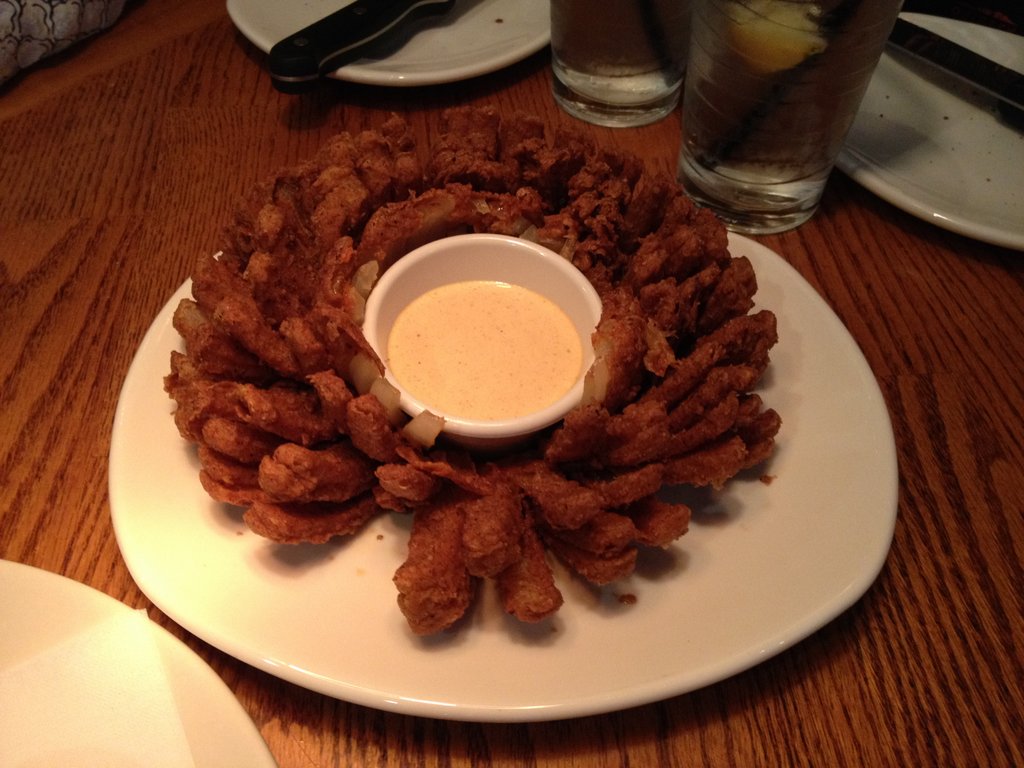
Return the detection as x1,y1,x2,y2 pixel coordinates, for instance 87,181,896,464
167,376,337,446
461,480,525,578
626,496,692,547
393,494,474,635
375,463,440,504
306,370,354,433
172,299,268,381
355,184,543,271
584,464,666,508
496,524,563,623
503,460,606,531
200,416,282,464
427,106,518,192
244,494,379,545
544,532,638,586
259,443,375,503
197,444,261,506
166,109,781,636
345,394,401,462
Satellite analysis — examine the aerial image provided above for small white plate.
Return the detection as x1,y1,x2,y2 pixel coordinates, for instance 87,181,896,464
110,234,898,722
837,13,1024,251
226,0,550,86
0,560,277,767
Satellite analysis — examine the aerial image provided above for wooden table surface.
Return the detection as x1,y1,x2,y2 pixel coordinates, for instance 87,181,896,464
2,2,1021,766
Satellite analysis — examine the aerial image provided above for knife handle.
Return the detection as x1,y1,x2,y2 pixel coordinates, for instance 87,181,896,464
889,18,1024,115
269,0,455,93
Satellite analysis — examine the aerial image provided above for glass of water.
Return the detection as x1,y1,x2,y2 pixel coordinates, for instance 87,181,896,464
550,0,692,128
677,0,902,233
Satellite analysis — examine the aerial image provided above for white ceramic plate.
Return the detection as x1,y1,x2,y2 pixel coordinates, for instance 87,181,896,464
109,234,898,723
0,559,277,767
226,0,550,86
837,13,1024,251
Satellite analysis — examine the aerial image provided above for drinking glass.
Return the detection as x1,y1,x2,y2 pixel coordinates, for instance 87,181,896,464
551,0,691,127
677,0,903,233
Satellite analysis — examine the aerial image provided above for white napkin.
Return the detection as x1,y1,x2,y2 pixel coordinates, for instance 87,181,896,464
0,607,196,768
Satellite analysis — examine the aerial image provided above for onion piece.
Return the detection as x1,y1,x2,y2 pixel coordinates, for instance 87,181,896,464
348,292,367,324
581,356,609,406
351,261,380,299
346,261,380,324
511,216,532,236
559,235,578,260
402,411,444,448
369,376,405,427
349,352,382,395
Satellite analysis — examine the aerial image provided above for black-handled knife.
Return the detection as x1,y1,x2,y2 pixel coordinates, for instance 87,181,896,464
269,0,456,93
888,17,1024,113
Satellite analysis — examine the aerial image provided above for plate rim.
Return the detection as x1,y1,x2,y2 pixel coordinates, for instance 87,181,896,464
225,0,551,87
0,559,278,765
836,12,1024,251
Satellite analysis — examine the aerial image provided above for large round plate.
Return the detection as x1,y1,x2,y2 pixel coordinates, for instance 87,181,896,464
226,0,550,86
0,560,277,766
837,13,1024,251
109,234,898,722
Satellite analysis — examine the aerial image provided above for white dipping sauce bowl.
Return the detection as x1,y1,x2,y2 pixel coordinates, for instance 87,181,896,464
362,233,602,451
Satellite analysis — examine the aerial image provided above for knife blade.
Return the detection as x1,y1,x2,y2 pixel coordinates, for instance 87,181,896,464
269,0,456,93
887,17,1024,113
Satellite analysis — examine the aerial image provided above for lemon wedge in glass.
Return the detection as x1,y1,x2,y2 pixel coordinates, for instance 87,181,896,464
727,1,828,74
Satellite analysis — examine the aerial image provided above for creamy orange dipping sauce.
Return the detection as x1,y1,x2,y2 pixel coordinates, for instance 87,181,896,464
387,280,583,421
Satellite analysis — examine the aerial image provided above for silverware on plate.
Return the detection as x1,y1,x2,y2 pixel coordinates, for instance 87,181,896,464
887,17,1024,126
269,0,456,92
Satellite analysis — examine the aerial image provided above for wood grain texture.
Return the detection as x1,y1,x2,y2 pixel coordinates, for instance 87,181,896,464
1,4,1021,767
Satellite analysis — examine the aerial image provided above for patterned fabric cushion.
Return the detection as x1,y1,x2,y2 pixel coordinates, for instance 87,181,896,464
1,0,127,85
